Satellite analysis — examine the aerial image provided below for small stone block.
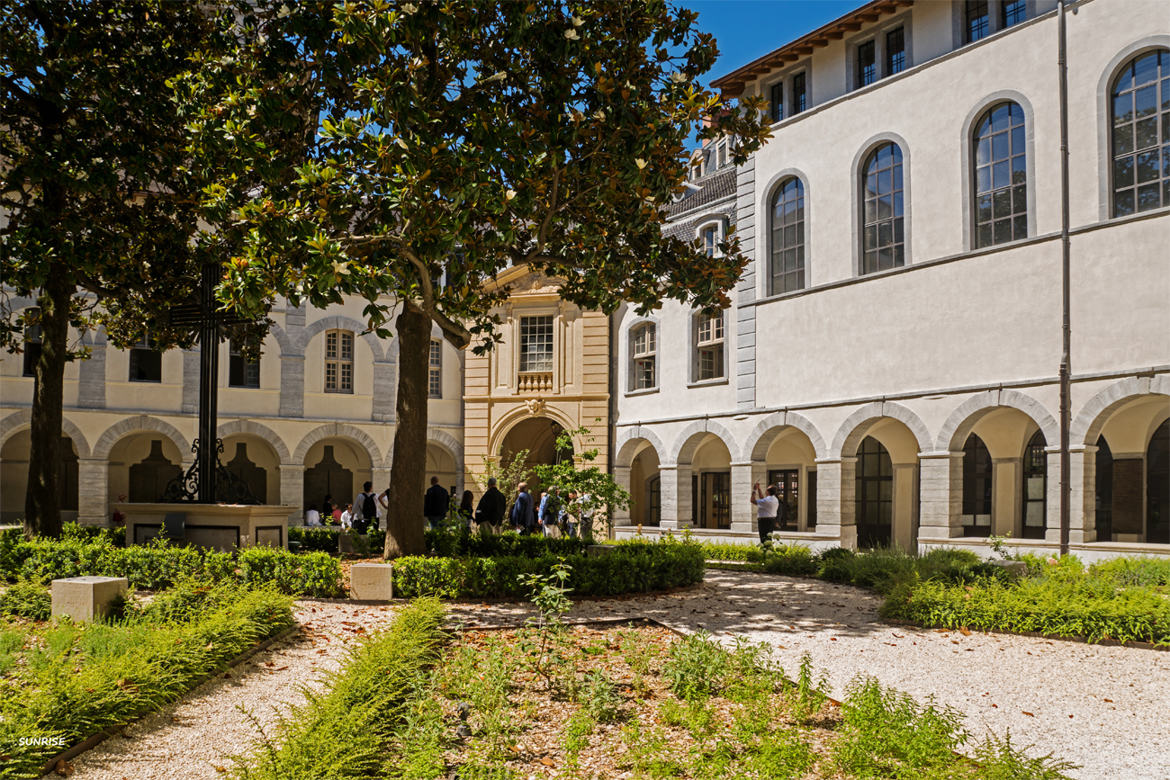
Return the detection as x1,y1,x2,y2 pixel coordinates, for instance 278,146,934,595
350,563,393,601
51,576,128,622
338,532,355,555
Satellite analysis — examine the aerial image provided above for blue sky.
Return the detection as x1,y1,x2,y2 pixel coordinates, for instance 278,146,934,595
683,0,860,87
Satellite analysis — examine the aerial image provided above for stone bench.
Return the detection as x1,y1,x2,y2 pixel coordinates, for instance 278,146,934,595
51,576,128,622
350,563,393,601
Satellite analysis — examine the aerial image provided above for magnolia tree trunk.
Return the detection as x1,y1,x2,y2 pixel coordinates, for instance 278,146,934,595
383,303,430,558
24,270,71,539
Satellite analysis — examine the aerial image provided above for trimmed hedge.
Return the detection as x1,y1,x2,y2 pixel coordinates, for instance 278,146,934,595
229,598,445,779
0,533,343,598
392,539,705,599
0,584,294,779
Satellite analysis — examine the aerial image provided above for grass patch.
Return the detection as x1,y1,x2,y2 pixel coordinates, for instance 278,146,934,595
380,623,1075,779
0,582,293,779
231,598,445,779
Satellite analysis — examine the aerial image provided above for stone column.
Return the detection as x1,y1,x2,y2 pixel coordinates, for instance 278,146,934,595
1044,448,1062,544
611,465,633,526
77,340,107,409
371,360,396,422
992,458,1020,537
180,348,200,414
893,462,919,551
658,464,692,530
279,355,305,418
280,464,304,523
730,462,756,534
814,457,856,548
918,451,962,540
371,466,392,494
1070,444,1096,544
77,458,108,525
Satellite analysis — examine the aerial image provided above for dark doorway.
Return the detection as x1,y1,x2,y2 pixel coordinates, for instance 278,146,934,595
59,437,79,512
1021,431,1047,539
691,471,731,529
961,434,992,537
303,445,353,514
225,442,267,504
1095,435,1114,541
767,468,800,531
1147,419,1169,544
128,440,181,502
855,436,893,548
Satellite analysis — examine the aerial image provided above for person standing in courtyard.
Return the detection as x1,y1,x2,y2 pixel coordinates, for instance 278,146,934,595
511,482,533,534
475,477,507,535
459,489,474,530
751,482,779,546
352,481,377,534
541,486,562,538
423,476,450,530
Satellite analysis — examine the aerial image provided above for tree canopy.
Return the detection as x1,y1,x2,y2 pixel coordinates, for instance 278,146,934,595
182,0,770,556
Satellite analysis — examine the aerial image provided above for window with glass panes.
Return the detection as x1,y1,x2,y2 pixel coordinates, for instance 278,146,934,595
861,142,905,274
324,330,354,393
694,312,724,381
428,339,442,398
769,82,783,123
228,339,260,388
630,323,656,391
791,72,807,114
646,475,661,526
769,177,806,295
886,27,905,74
129,335,162,382
519,315,554,372
1021,431,1047,539
856,40,876,87
973,101,1027,247
21,308,41,377
855,436,893,548
1001,0,1026,28
962,434,993,536
1110,49,1170,217
964,0,989,43
702,225,718,258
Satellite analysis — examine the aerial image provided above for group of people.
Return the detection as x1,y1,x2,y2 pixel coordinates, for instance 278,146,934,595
472,478,593,539
303,476,593,540
304,480,387,534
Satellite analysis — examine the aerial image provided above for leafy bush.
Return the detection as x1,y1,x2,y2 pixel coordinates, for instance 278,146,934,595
287,525,589,559
0,586,293,778
761,545,819,576
0,535,342,598
1089,556,1170,588
230,598,445,779
816,546,858,582
699,542,767,564
663,631,729,701
392,539,704,599
0,581,50,621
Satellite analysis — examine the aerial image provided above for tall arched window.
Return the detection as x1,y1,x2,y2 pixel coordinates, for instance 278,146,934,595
769,177,806,294
961,434,993,537
861,142,905,274
855,436,893,548
973,101,1027,248
1111,49,1169,216
1021,430,1047,539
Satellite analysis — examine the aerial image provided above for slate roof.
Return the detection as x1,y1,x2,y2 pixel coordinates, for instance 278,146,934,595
664,166,737,219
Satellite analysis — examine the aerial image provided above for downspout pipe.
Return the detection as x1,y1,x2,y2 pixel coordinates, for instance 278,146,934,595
1057,0,1072,556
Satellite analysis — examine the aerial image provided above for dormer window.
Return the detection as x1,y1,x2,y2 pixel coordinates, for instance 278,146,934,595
886,27,905,74
964,0,989,43
716,140,727,168
857,40,877,87
851,22,908,91
769,82,784,123
791,72,807,115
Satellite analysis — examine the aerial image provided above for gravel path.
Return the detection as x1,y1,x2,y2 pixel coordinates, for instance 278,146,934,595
58,601,397,780
449,569,1170,780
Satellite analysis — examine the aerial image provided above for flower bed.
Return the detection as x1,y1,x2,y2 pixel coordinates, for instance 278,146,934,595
0,582,294,779
393,539,705,599
0,530,343,598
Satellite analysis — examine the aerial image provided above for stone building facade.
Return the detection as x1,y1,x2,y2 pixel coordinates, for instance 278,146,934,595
1,295,465,524
612,0,1170,560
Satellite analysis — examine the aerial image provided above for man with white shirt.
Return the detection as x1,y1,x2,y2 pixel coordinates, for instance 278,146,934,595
751,482,779,547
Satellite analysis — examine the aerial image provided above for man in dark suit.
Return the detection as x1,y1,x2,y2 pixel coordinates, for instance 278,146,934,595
423,475,450,530
510,482,533,534
474,477,507,535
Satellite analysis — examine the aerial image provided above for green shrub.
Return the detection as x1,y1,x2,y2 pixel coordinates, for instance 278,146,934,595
663,631,729,701
816,546,857,582
1089,557,1170,588
392,539,704,600
230,598,445,779
0,586,293,778
762,545,819,576
238,547,344,598
699,542,767,563
0,580,50,621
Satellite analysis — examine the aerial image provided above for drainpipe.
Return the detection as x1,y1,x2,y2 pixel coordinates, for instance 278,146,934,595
606,310,617,539
1057,0,1072,556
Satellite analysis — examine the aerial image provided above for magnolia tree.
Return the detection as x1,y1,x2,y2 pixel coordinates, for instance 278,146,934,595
0,1,263,537
183,0,770,557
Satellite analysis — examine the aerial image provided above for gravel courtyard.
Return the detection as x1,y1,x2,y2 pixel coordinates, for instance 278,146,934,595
57,569,1169,780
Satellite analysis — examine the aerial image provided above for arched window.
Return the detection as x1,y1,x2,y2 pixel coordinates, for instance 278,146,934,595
324,329,354,393
1110,49,1170,216
855,436,893,548
973,101,1027,248
769,177,806,294
1021,430,1047,539
961,434,992,537
629,322,656,391
861,142,905,274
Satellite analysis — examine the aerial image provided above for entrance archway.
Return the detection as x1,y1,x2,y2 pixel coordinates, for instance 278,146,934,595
499,416,571,492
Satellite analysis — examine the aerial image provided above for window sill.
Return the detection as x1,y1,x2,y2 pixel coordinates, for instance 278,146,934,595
128,378,162,384
625,387,659,398
686,377,729,389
